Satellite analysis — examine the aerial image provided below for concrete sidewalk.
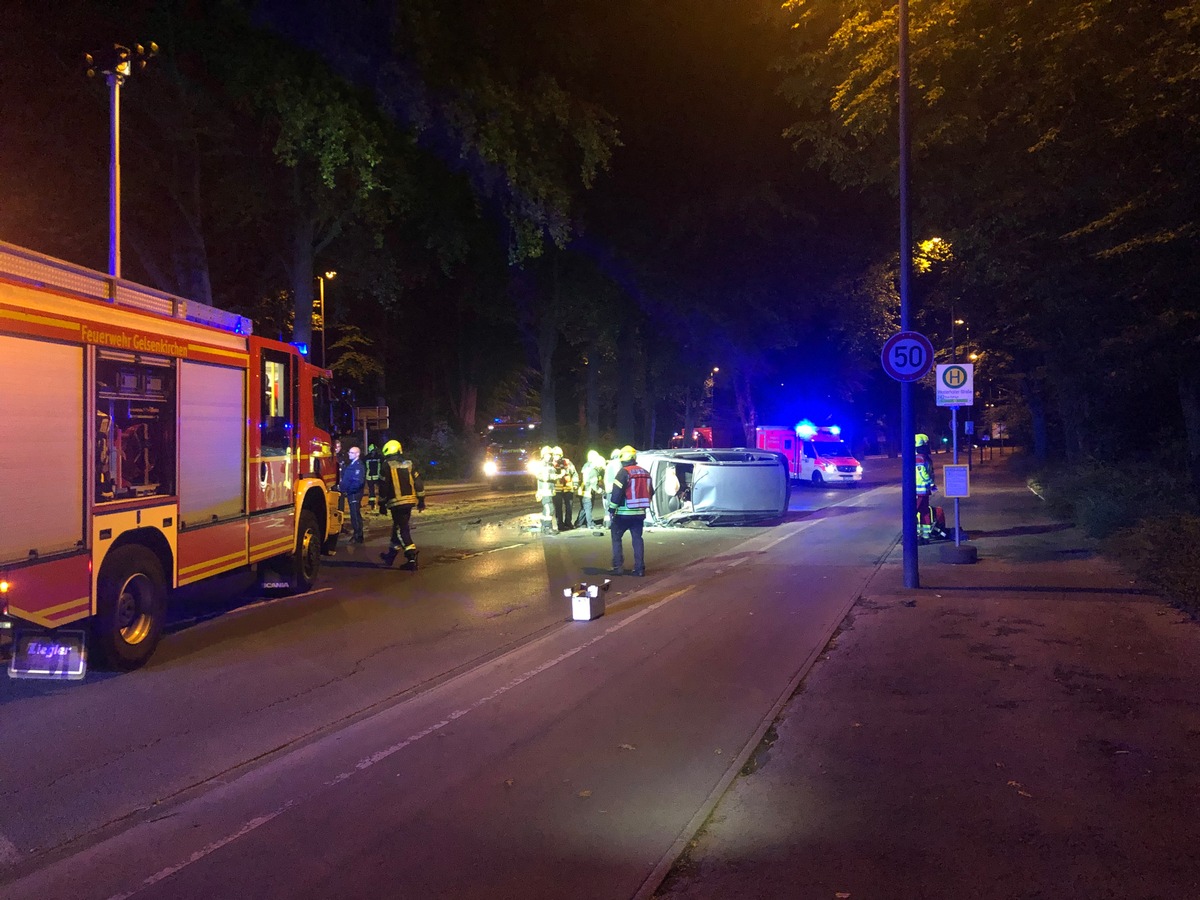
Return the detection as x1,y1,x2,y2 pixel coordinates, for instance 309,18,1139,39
657,457,1200,900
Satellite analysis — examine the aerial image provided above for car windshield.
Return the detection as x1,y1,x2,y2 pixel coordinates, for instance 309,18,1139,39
813,441,853,458
487,426,537,448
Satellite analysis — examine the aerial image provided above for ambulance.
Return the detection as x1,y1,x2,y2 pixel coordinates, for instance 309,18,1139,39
755,421,863,485
0,240,343,674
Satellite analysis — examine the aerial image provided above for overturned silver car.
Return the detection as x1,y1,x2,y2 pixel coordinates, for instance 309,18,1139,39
636,448,791,526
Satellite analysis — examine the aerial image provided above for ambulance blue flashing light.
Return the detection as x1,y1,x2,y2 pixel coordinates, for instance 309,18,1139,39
829,425,841,436
795,419,817,439
291,341,309,357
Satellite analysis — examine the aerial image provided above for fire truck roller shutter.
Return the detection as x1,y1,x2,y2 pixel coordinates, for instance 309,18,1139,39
0,334,85,563
178,361,247,525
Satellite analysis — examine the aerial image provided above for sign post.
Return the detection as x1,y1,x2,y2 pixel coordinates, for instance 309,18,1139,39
882,330,934,588
355,405,390,454
935,364,976,562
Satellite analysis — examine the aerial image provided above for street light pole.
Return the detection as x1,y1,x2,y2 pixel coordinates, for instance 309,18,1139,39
898,0,918,588
317,271,336,368
107,71,121,279
85,43,157,281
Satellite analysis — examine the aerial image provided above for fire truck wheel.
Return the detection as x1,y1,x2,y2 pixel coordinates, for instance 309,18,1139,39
93,545,166,670
811,471,824,486
289,510,322,592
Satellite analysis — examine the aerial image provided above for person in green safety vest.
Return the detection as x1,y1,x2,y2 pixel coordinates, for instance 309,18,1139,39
915,433,937,542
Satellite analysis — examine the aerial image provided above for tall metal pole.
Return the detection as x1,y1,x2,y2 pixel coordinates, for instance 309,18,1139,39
318,276,326,368
107,72,123,279
899,0,918,588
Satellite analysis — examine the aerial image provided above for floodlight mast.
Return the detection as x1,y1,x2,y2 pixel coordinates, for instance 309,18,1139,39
85,42,158,279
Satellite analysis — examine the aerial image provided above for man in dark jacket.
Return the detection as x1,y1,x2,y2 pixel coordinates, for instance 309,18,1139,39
377,439,426,569
339,445,367,543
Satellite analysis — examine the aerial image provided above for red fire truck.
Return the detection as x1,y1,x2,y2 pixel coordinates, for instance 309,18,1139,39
0,240,344,673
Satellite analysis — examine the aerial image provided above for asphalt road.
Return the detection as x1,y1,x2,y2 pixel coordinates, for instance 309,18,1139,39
0,461,906,897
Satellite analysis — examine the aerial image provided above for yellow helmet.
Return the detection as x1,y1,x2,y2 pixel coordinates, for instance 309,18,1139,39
551,445,563,457
914,433,929,448
382,439,403,456
540,445,553,458
620,445,637,461
610,449,622,460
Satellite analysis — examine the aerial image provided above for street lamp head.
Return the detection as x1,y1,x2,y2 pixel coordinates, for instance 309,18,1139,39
324,270,337,280
84,42,157,80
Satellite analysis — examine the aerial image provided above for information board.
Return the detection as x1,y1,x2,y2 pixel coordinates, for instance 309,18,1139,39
941,464,970,499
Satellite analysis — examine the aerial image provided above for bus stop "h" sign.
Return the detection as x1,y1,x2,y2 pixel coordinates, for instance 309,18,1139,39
936,363,974,406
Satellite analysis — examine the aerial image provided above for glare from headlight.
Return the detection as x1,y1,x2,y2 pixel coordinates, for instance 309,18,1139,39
483,460,499,477
526,459,540,475
855,465,863,474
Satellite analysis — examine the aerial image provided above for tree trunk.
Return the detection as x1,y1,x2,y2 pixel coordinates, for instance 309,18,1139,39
538,258,559,441
644,391,657,450
1179,367,1200,491
291,171,317,349
1026,378,1049,464
733,371,757,447
585,344,600,446
615,327,636,441
683,385,695,446
457,383,478,434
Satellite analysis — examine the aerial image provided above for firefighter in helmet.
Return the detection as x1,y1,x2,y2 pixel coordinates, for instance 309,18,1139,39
535,445,556,534
915,433,936,542
607,445,654,576
551,445,579,531
377,439,426,569
576,449,607,529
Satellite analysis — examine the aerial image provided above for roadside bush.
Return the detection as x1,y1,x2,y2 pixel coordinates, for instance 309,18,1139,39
1029,449,1200,617
1105,515,1200,618
404,429,480,481
1030,454,1197,539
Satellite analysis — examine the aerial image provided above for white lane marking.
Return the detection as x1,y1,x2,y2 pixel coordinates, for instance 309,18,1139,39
333,585,694,778
0,833,20,867
760,528,798,552
103,585,695,897
486,543,524,553
106,804,296,900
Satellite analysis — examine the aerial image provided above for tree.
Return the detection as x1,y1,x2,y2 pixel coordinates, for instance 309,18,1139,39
776,0,1200,477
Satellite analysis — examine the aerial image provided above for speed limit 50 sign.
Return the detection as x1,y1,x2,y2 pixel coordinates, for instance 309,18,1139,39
881,331,935,382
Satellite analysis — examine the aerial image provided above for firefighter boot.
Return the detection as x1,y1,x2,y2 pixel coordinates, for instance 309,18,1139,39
379,546,399,567
403,547,419,571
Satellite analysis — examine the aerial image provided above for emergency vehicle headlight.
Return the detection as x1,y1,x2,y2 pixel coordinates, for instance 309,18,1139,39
483,460,499,477
822,462,838,472
856,465,863,474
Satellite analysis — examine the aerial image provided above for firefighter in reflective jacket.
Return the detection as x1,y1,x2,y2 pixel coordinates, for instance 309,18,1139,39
365,443,383,513
535,445,556,534
608,445,654,576
551,446,579,532
915,433,936,542
378,439,426,569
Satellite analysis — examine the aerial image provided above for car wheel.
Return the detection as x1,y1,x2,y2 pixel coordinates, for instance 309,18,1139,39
811,472,824,485
92,545,166,670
